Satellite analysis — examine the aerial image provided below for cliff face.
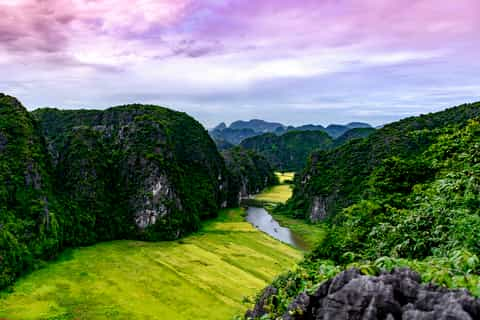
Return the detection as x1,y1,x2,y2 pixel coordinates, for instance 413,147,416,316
222,147,278,206
0,95,228,288
33,105,228,240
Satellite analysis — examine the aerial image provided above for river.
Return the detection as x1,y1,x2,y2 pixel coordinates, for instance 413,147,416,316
246,207,308,250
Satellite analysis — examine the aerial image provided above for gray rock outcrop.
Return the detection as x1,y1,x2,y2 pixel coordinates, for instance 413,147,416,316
247,268,480,320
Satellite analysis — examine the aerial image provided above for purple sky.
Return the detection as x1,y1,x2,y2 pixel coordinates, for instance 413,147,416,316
1,0,479,127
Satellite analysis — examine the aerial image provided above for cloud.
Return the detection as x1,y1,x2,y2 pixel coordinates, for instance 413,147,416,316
0,0,479,127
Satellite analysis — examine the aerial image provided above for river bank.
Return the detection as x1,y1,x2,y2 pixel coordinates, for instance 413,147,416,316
248,172,326,250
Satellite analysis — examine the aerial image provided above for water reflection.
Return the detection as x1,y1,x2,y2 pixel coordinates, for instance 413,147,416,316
246,207,308,250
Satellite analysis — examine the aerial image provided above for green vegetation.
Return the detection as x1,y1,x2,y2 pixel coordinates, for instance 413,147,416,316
268,212,325,250
250,102,480,318
253,173,324,250
0,94,61,289
240,131,333,171
1,94,230,289
0,208,302,320
255,185,292,204
287,101,480,219
276,172,294,184
222,147,278,206
332,127,376,148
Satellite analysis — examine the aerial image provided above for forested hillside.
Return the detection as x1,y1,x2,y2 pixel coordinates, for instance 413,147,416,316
332,127,376,148
0,94,241,289
239,128,376,172
222,147,278,206
247,102,480,319
240,131,333,171
287,102,480,220
0,94,60,289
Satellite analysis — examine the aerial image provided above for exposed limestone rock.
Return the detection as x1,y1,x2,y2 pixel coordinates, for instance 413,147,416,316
135,174,178,229
245,285,278,319
247,268,480,320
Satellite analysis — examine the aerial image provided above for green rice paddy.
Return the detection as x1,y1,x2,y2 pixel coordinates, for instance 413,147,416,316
0,209,301,320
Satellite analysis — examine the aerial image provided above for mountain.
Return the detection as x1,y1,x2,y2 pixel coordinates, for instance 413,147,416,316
294,124,325,131
0,94,230,288
323,122,372,138
222,147,278,206
240,131,333,171
0,94,60,288
346,122,372,129
248,101,480,319
286,101,480,222
238,127,376,172
214,138,235,151
210,127,258,145
332,127,376,148
210,119,372,146
229,119,285,133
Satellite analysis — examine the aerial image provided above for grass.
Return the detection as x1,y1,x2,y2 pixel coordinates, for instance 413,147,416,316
268,208,325,250
254,184,292,203
276,172,295,184
0,208,301,320
254,172,295,204
255,172,326,250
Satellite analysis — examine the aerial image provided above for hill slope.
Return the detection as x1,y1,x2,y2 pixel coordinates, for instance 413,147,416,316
288,101,480,221
248,102,480,319
222,147,278,206
240,131,333,171
0,94,60,288
1,94,230,289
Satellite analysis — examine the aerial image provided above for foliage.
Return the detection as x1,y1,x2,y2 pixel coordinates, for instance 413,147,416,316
240,131,333,171
287,101,480,219
314,119,480,263
332,127,376,148
250,103,480,318
252,251,479,319
0,94,229,289
222,147,278,206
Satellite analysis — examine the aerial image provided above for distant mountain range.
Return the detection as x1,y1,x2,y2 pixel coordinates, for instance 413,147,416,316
210,119,373,145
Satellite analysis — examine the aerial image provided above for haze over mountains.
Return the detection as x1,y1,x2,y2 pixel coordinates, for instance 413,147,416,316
210,119,373,146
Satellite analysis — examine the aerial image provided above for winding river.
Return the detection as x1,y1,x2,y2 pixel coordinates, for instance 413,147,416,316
246,207,308,250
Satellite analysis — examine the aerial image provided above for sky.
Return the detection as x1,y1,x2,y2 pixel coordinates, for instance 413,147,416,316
1,0,479,128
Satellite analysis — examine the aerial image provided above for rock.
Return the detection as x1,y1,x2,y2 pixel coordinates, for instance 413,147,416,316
246,268,480,320
245,286,278,319
283,292,310,320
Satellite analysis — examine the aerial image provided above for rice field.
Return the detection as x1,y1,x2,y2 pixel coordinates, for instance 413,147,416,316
0,209,301,320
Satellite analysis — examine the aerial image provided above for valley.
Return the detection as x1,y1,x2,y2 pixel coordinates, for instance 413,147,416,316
1,95,479,320
0,208,302,320
3,2,480,319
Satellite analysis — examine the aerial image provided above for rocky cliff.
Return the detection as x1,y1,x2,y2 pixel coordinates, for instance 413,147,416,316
222,147,278,206
0,94,229,288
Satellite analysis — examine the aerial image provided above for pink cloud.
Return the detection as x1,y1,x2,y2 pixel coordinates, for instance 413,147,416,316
186,0,480,53
0,0,478,74
0,0,191,55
